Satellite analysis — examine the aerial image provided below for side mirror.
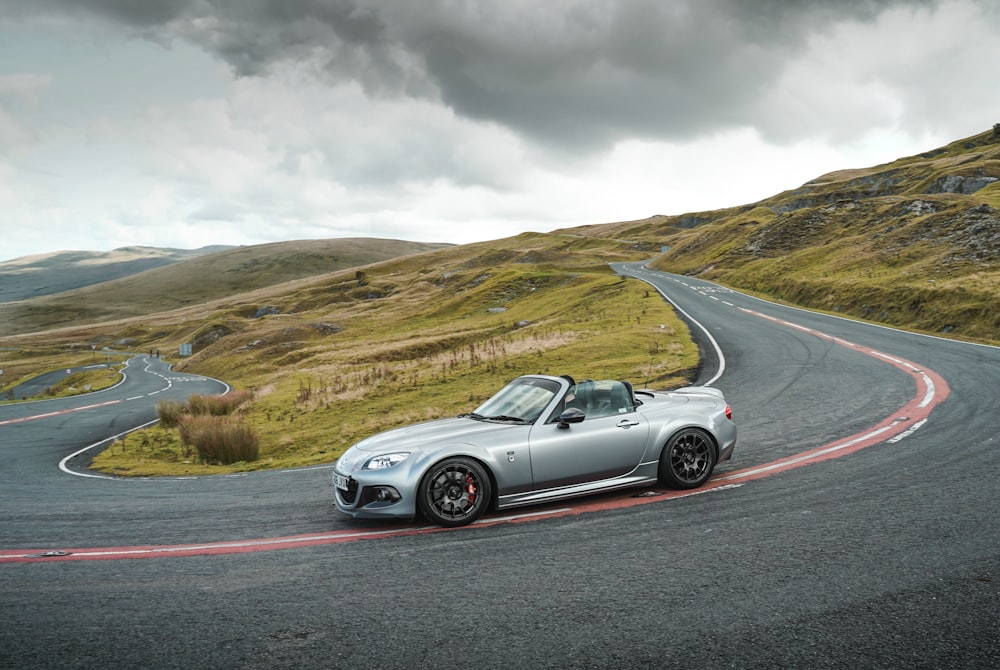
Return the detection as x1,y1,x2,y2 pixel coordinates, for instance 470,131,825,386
557,407,586,429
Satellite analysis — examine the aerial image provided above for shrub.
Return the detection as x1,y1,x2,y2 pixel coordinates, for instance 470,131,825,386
158,391,251,428
178,415,260,465
157,400,187,428
186,390,252,417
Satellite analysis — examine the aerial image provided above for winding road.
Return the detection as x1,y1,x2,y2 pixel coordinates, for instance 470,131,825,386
2,266,998,669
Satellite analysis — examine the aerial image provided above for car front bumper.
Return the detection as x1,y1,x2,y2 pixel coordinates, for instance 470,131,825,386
332,466,420,521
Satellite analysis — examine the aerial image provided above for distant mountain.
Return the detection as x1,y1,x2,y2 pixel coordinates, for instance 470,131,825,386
0,238,451,335
0,246,232,303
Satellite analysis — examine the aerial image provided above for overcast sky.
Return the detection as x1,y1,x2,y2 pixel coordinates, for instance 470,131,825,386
1,0,998,262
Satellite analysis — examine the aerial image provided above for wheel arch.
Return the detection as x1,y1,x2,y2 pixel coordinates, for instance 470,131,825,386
418,451,500,511
655,422,720,461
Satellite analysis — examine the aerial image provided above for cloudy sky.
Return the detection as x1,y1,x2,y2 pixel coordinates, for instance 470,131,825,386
1,0,998,262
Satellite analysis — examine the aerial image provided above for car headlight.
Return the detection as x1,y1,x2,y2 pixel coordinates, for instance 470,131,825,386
363,452,410,470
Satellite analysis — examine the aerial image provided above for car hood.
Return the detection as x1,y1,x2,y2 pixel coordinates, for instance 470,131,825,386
352,416,518,453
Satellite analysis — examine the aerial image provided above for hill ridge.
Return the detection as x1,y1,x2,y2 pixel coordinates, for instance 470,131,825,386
0,238,451,335
580,127,1000,342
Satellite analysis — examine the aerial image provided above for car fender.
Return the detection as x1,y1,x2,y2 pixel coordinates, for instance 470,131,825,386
649,418,722,461
408,440,533,504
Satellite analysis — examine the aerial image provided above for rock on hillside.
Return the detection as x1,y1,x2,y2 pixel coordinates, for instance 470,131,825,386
763,129,1000,216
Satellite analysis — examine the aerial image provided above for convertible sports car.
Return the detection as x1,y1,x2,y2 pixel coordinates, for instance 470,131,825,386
333,374,736,527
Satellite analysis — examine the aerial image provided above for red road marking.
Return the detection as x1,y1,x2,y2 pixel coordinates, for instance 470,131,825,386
0,310,950,563
0,399,123,426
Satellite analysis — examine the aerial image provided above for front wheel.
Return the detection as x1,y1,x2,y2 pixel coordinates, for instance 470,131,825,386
658,428,716,489
417,457,492,527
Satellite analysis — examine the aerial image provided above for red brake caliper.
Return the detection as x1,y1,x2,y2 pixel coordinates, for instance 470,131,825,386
466,475,477,501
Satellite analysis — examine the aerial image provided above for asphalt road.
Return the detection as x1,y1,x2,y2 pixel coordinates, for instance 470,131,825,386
2,267,998,669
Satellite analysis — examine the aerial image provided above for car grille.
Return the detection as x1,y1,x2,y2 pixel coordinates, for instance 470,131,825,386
337,478,359,505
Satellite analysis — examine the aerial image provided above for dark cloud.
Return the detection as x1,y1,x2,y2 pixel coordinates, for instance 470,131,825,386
0,0,197,26
394,0,943,147
1,0,968,149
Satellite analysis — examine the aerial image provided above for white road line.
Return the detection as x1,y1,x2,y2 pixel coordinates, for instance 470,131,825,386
687,273,1000,351
887,419,928,443
474,508,574,524
0,399,124,426
623,269,727,387
717,426,895,481
1,526,443,559
59,419,161,478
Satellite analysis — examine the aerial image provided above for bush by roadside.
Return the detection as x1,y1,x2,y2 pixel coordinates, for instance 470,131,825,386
152,391,258,465
178,415,260,465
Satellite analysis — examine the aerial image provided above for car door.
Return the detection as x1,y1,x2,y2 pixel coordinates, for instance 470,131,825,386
527,409,650,491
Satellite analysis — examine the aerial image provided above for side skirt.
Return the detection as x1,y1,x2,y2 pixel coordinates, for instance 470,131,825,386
496,470,660,510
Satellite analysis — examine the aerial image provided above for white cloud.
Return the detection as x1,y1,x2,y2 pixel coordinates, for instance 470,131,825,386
0,73,50,150
1,1,999,262
755,0,1000,143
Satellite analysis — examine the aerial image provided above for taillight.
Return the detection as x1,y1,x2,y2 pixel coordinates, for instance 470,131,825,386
725,405,733,421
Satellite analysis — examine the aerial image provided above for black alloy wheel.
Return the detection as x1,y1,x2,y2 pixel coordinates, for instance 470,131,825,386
659,428,716,489
418,457,492,527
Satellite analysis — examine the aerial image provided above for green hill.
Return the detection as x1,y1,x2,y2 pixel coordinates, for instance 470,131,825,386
0,245,231,303
0,238,451,336
560,127,1000,342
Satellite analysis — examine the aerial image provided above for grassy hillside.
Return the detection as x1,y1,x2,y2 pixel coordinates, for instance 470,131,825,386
560,127,1000,342
0,238,451,336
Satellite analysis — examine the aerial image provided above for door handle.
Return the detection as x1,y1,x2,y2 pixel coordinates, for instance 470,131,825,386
617,419,640,428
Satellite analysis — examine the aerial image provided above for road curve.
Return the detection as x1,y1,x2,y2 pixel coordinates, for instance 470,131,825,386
2,268,999,669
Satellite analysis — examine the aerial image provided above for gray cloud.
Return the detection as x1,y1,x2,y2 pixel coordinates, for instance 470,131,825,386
8,0,1000,263
0,0,196,26
2,0,989,153
0,3,934,130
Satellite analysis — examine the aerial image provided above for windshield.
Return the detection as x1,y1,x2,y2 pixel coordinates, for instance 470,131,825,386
469,377,561,423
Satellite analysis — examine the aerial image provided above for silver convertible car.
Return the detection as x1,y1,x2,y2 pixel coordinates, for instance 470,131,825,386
333,374,736,527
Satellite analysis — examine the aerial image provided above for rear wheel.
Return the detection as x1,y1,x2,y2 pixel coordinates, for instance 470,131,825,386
658,428,716,489
417,457,492,527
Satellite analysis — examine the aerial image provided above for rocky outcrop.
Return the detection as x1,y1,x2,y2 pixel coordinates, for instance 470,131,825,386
192,324,233,351
925,175,999,195
309,322,342,335
253,306,282,318
769,170,908,214
946,205,1000,261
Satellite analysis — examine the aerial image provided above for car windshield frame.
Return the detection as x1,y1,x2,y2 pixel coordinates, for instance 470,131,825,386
468,377,563,424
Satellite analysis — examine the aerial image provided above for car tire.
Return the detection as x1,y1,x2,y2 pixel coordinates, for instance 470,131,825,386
658,428,716,489
417,457,492,527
